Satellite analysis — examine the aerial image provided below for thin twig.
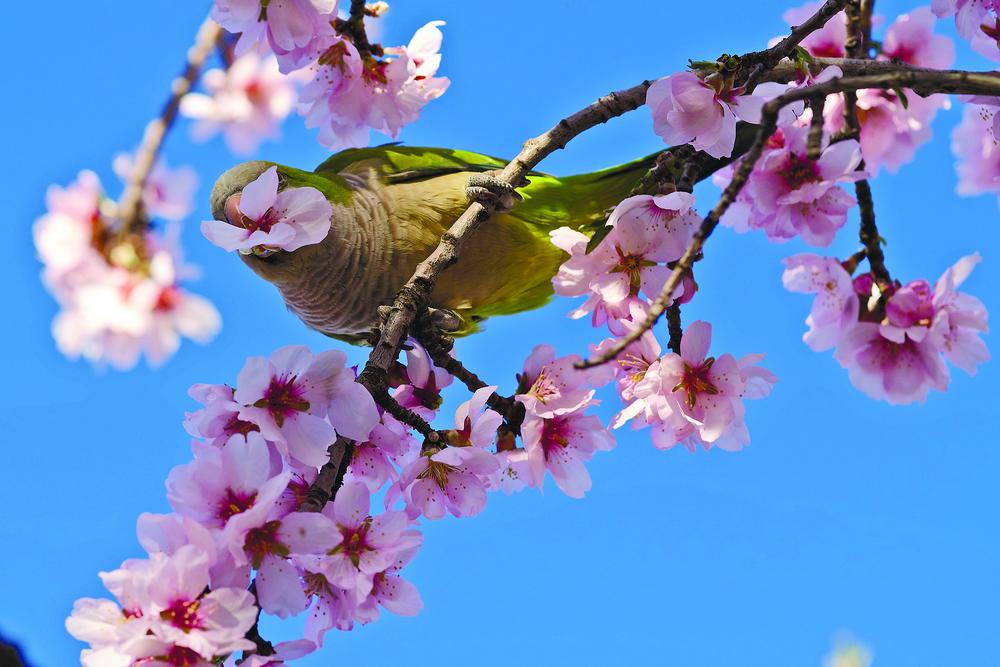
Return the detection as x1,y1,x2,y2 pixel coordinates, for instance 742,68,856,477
807,96,826,160
842,0,891,290
335,0,382,58
578,66,1000,368
740,0,848,84
666,304,683,355
115,17,221,242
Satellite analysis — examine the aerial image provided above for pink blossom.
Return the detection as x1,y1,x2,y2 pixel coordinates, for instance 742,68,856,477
354,545,423,624
393,339,454,420
781,2,847,57
183,383,261,447
932,0,1000,61
951,103,1000,206
834,322,949,404
489,449,532,495
651,321,776,452
647,71,764,158
181,52,297,155
720,125,864,246
521,409,615,498
930,252,990,374
202,165,333,254
300,22,450,149
782,254,860,351
881,7,956,68
226,640,316,667
234,345,378,466
314,482,421,600
346,415,415,492
825,89,946,175
516,345,595,418
831,255,989,404
67,546,257,667
33,170,105,284
113,154,198,222
166,432,290,541
212,0,340,73
550,192,699,329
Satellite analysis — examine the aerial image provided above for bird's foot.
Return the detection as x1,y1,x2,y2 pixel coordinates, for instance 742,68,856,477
413,307,463,357
466,173,523,212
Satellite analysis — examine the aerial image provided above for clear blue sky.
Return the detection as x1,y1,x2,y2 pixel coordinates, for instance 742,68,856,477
2,1,998,665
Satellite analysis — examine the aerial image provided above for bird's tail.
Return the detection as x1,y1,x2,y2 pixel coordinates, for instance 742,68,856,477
514,152,661,233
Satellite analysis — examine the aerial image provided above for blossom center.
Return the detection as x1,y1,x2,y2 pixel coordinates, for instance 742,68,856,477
159,599,202,632
163,645,204,667
243,520,288,568
672,357,719,408
240,206,280,234
611,245,657,295
332,519,373,567
255,374,310,426
540,417,571,459
217,487,257,522
418,458,460,489
783,154,820,190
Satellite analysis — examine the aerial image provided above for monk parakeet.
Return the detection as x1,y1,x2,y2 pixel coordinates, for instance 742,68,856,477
210,145,658,343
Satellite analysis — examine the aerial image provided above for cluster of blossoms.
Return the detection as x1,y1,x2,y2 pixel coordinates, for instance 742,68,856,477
33,160,220,370
203,0,449,150
68,337,627,664
784,253,989,403
549,192,777,452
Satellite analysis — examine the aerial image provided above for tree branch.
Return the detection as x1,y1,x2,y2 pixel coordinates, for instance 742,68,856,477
355,81,653,397
578,66,1000,369
115,16,221,243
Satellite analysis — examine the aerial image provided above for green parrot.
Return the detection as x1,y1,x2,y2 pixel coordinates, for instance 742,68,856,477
209,145,658,343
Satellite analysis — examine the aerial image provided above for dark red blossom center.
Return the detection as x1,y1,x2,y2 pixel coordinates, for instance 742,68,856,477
539,417,570,459
159,599,202,632
672,358,719,409
154,286,181,313
611,245,657,296
783,154,821,190
240,206,280,234
217,487,257,522
163,644,204,667
244,520,289,568
255,375,310,427
224,413,261,438
331,518,373,567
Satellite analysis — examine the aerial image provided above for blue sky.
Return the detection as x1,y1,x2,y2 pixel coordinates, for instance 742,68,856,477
2,1,998,665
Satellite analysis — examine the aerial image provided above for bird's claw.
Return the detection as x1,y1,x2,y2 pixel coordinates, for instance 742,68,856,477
413,307,463,357
466,173,522,212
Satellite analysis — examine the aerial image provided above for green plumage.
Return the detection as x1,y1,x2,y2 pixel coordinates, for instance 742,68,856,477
211,145,657,342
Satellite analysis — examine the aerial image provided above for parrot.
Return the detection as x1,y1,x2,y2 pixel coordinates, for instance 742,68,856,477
209,145,661,344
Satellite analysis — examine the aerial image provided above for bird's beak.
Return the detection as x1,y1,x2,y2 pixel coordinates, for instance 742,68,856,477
223,193,243,226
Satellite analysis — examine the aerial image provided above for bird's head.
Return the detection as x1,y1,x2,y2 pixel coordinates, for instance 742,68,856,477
209,160,333,285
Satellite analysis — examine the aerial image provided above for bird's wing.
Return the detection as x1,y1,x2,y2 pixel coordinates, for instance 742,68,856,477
314,145,509,184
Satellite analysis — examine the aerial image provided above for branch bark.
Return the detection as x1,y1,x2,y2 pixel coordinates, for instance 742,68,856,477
578,65,1000,369
115,17,221,242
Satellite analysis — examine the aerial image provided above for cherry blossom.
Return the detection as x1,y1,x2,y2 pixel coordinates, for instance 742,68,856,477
881,7,956,68
515,345,595,418
67,546,258,667
521,409,615,498
932,0,1000,61
647,70,764,158
550,192,700,330
393,339,453,420
300,22,450,149
181,52,298,155
951,103,1000,207
718,124,865,246
780,2,847,57
202,166,333,255
212,0,340,73
642,321,777,452
782,254,860,351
